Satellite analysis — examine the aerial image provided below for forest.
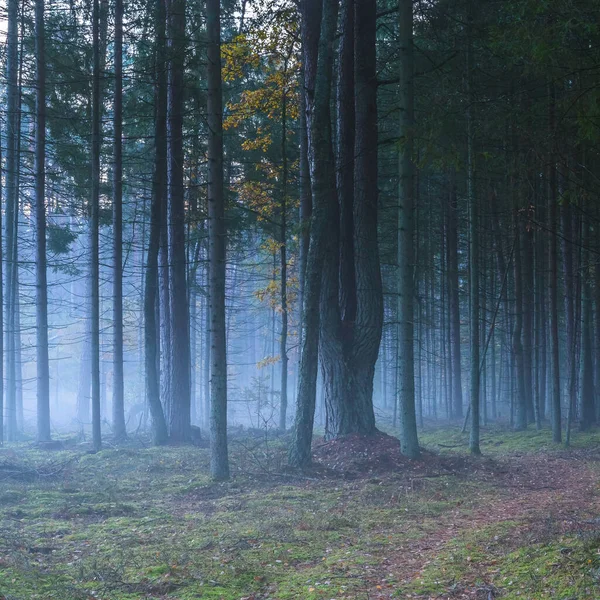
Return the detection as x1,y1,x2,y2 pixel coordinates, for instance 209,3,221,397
1,0,600,598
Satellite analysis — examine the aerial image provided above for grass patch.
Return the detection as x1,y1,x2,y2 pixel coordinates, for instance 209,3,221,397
0,428,598,598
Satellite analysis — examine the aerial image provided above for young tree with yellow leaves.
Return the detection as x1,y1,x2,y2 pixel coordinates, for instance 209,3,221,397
224,4,300,431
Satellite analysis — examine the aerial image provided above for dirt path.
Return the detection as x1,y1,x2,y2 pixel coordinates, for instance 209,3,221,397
367,451,600,599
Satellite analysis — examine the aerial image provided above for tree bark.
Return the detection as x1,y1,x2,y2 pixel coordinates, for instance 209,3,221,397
167,0,191,442
397,0,419,457
34,0,50,442
5,0,19,442
144,0,169,445
279,72,289,431
112,0,126,440
548,84,561,443
207,0,229,478
288,0,338,467
91,0,102,451
467,14,480,455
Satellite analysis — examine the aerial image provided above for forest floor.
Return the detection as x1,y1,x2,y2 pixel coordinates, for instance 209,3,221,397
1,426,600,600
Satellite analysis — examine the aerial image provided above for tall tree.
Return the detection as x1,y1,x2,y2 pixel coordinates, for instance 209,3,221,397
90,0,102,452
289,0,338,467
397,0,420,458
167,0,191,441
112,0,126,441
5,0,19,442
447,175,463,419
144,0,169,445
35,0,51,442
548,85,561,443
207,0,229,479
467,8,480,455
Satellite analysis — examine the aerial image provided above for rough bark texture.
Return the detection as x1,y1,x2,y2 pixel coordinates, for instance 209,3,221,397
207,0,229,479
320,0,382,439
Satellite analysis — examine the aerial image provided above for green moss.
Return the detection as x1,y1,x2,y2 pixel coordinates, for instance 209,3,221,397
0,438,598,599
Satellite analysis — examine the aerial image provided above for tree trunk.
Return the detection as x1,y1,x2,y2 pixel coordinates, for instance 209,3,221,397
397,0,419,457
549,84,561,442
279,74,289,431
512,191,527,431
0,110,4,446
34,0,50,442
467,18,480,455
447,175,463,418
580,218,594,430
144,0,169,445
167,0,191,442
112,0,126,440
288,0,338,467
91,0,102,451
207,0,229,479
5,0,19,442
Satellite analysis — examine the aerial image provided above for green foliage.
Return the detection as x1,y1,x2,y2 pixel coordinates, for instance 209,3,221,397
47,223,78,255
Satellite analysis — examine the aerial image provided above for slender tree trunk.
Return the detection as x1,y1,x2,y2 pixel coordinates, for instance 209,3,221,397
289,0,338,467
549,84,561,442
5,0,19,441
167,0,191,441
279,74,289,431
207,0,229,478
512,189,527,431
0,119,3,445
448,175,463,418
144,0,169,445
91,0,102,451
297,70,311,356
467,17,480,455
112,0,126,440
535,178,546,427
397,0,419,457
580,216,594,430
34,0,50,442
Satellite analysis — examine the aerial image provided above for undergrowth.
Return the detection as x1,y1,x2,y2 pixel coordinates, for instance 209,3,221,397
0,427,598,598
